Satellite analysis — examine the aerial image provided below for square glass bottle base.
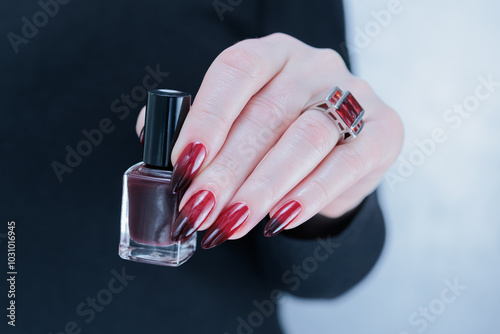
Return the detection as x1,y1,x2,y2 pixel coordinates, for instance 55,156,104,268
119,162,197,267
119,237,196,267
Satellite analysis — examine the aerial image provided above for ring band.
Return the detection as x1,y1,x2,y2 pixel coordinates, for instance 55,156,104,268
305,87,365,142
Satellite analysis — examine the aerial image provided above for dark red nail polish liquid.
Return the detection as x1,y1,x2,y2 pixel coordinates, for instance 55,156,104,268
119,89,195,266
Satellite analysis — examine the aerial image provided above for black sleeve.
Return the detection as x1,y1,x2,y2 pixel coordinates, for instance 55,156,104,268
255,191,385,299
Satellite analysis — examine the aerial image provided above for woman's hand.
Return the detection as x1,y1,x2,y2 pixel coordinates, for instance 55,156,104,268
136,33,403,249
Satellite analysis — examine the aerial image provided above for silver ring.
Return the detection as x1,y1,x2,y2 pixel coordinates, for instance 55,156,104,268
305,87,365,142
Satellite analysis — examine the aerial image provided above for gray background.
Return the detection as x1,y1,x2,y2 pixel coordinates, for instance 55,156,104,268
281,0,500,332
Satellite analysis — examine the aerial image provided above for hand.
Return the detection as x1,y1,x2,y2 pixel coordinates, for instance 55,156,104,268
136,33,403,249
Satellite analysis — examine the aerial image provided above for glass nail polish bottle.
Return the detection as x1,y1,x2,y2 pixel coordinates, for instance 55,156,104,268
119,89,196,266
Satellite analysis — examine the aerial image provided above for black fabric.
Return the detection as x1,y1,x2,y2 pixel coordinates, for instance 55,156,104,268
1,1,383,333
258,192,385,299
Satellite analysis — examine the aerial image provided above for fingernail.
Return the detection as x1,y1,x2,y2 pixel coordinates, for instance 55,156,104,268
139,127,145,145
201,203,249,249
264,200,302,237
172,142,207,194
171,190,216,242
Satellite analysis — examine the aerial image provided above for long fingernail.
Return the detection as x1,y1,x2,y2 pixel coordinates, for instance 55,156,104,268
172,142,207,194
201,203,249,249
264,200,302,237
171,190,216,242
139,127,145,145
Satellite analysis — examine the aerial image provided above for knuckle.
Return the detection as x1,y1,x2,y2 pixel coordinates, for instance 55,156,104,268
295,113,336,154
208,153,242,187
343,76,376,102
317,48,345,67
266,32,296,44
265,33,310,57
218,44,263,79
247,92,289,130
196,102,229,130
249,174,277,202
309,178,332,205
335,148,368,179
349,78,372,95
310,48,348,77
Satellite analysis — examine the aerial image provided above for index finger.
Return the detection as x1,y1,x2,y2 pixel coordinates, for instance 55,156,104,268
169,34,298,193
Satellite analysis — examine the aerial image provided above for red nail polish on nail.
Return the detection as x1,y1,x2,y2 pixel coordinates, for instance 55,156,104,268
264,200,302,237
201,203,249,249
172,142,207,194
171,190,216,242
139,127,145,145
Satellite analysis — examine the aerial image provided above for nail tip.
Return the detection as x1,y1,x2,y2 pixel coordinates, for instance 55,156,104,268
201,240,224,249
201,234,227,249
263,228,281,238
170,226,186,242
139,127,145,145
263,229,277,237
263,218,282,237
200,240,216,249
171,178,187,195
171,142,208,195
200,202,249,250
170,180,180,194
170,230,182,242
173,190,216,240
172,234,191,243
171,222,194,242
264,201,302,237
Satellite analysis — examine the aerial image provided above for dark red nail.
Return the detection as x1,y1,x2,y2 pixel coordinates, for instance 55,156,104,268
172,142,207,194
139,127,145,145
171,190,216,242
201,203,249,249
264,200,302,237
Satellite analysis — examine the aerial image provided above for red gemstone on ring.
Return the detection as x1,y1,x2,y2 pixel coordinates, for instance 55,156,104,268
311,87,365,141
328,88,343,105
329,88,364,138
334,92,362,128
345,92,363,113
336,100,356,126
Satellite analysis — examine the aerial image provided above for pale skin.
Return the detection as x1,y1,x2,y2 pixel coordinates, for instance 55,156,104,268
136,33,404,241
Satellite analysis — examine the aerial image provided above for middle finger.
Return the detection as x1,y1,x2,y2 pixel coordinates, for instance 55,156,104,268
200,108,340,248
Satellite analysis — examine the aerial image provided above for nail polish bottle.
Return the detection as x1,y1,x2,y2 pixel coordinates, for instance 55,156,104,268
119,89,196,266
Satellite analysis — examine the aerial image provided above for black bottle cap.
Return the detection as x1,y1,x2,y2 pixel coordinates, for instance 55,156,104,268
143,89,191,168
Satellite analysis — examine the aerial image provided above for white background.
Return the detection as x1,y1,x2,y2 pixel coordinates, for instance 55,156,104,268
281,0,500,333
